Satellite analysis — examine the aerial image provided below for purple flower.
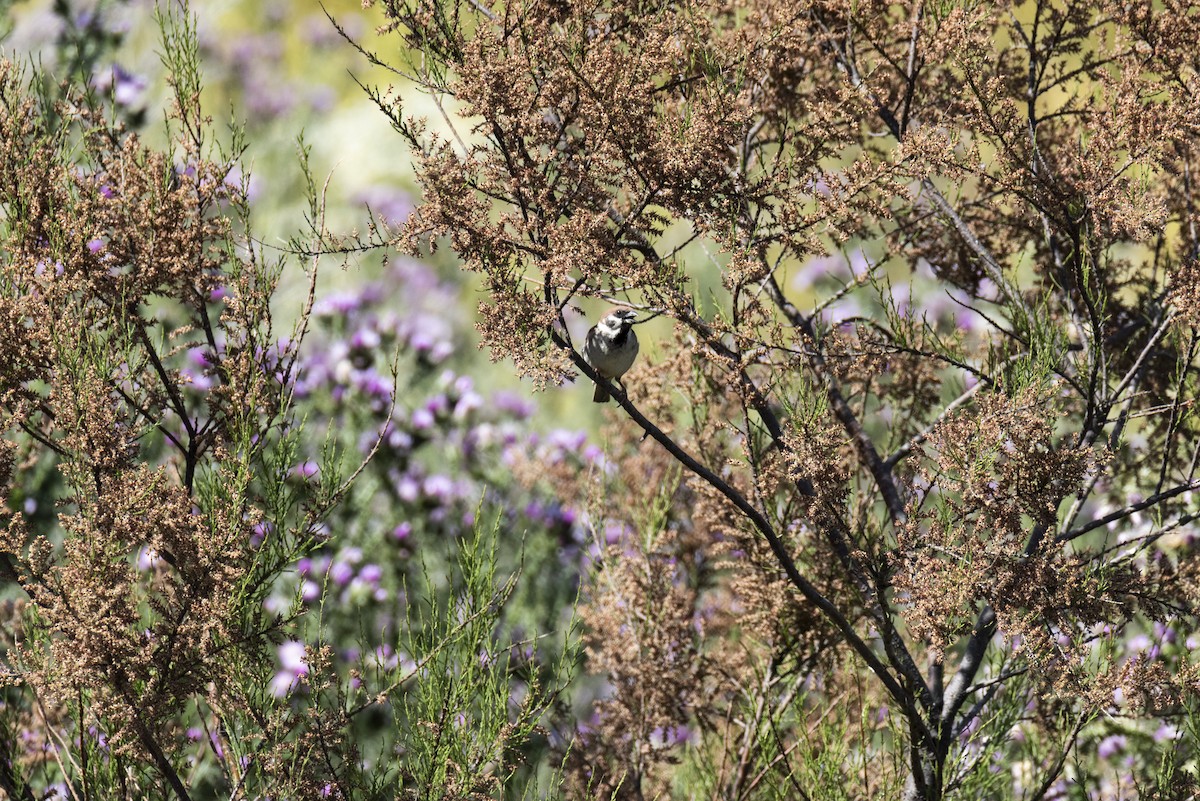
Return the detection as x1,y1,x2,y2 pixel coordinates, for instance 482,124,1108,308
958,715,981,741
582,444,606,466
314,290,366,317
848,249,872,278
279,641,308,673
87,238,105,253
85,725,107,750
270,640,309,697
454,390,483,419
425,392,450,417
649,725,692,747
33,260,65,278
818,294,866,327
604,520,630,545
386,426,414,452
887,282,910,316
397,475,421,503
493,391,535,419
350,327,381,351
410,330,452,362
423,474,455,504
302,11,362,47
113,70,146,107
392,522,413,541
1155,621,1177,645
371,645,401,670
359,564,383,585
243,74,297,118
411,407,435,430
1126,634,1151,653
93,63,147,108
353,185,414,227
43,784,69,801
329,561,354,587
1155,723,1178,742
1097,734,1126,760
791,252,843,289
292,461,320,480
355,371,394,405
136,547,162,571
251,521,273,548
548,428,588,452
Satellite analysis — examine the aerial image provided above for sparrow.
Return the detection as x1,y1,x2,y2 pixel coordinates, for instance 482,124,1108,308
583,308,639,403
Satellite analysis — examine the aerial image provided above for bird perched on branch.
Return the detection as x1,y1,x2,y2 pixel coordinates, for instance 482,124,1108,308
583,308,639,403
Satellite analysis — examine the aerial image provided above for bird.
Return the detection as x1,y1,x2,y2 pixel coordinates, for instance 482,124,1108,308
583,308,639,403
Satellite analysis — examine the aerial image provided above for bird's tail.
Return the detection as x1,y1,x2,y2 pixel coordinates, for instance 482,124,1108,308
593,382,610,403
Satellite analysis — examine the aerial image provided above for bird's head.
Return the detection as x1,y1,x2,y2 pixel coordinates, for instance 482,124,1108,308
601,308,638,329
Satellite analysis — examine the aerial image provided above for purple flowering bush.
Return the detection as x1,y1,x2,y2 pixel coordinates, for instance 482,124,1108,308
250,252,598,790
275,252,593,647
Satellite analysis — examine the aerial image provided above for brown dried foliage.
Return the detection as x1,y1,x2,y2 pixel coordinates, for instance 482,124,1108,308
0,59,308,793
368,0,1200,792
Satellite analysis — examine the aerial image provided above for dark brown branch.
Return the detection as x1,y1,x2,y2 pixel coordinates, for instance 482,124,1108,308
1057,482,1200,543
114,673,194,801
938,607,996,733
754,277,935,710
553,329,931,738
761,275,907,523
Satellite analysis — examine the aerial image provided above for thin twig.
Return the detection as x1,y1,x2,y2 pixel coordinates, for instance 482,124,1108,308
1057,481,1200,543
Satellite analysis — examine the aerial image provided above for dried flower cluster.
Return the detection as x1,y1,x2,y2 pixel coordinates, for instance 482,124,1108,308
0,46,321,797
893,387,1106,662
